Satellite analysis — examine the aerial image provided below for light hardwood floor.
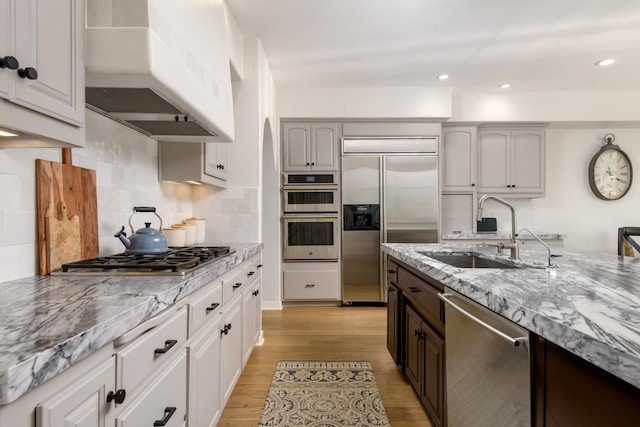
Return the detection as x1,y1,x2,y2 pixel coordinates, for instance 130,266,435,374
218,306,432,426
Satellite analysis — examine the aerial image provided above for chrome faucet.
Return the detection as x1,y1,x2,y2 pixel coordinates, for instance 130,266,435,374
477,194,519,259
517,228,560,268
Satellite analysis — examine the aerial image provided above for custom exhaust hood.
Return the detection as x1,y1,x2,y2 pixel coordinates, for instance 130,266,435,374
85,0,234,142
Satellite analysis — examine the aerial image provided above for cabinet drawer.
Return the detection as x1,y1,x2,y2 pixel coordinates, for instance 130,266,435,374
243,256,261,285
398,268,444,332
116,352,187,427
116,308,187,393
189,281,223,337
283,270,340,300
222,263,247,305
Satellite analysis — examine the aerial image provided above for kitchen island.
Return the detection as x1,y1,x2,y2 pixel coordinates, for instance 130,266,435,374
0,243,262,426
383,242,640,426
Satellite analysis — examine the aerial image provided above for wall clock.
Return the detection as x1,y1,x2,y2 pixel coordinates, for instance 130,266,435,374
588,133,633,200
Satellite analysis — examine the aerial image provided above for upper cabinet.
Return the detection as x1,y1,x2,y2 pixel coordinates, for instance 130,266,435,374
0,0,85,147
283,122,339,172
477,126,546,196
159,142,228,188
442,126,477,192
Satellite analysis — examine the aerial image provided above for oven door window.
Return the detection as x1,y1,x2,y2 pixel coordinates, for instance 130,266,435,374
287,191,334,206
288,221,335,246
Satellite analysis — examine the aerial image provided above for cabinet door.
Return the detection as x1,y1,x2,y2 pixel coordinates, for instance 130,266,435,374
36,357,116,427
386,282,399,364
283,123,311,171
204,142,228,181
116,352,187,427
511,129,545,194
422,324,445,427
478,128,510,193
188,313,223,427
404,305,422,394
442,127,477,191
220,295,243,404
0,0,13,100
310,122,338,171
14,0,84,126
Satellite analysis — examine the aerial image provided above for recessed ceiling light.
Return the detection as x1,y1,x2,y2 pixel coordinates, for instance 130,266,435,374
499,83,511,89
0,129,18,137
595,58,616,67
438,74,449,80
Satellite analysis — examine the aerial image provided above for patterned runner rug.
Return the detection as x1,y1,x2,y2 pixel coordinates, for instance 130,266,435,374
258,360,391,427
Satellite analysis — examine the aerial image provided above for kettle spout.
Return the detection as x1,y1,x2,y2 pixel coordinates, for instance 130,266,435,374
114,226,131,248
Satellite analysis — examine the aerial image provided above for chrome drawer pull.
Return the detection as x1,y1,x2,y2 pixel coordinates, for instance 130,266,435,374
154,339,178,354
438,293,527,347
154,406,176,426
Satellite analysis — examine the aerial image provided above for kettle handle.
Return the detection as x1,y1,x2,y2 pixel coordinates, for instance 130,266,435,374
129,207,163,233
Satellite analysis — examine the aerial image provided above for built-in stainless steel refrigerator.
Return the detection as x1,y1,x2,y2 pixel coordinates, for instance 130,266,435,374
341,137,439,304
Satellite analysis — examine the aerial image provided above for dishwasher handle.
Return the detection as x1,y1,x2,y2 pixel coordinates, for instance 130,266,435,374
438,293,528,347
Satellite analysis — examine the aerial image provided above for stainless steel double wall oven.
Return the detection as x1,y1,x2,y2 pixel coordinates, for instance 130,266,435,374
282,173,340,261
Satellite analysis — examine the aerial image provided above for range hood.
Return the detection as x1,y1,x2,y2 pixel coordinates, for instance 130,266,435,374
85,0,234,142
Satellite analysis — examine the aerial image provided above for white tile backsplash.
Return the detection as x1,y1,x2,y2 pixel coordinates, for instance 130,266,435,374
0,109,196,282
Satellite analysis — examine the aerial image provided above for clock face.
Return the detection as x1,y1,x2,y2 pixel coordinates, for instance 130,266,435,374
589,146,633,200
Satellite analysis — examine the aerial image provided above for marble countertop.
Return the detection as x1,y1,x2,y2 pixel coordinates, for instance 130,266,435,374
0,243,262,405
441,231,565,240
382,242,640,389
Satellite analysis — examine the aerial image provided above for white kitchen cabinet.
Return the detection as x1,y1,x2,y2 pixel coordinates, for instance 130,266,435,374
477,126,546,196
187,310,224,427
204,142,229,181
159,141,228,187
283,122,339,172
115,351,187,427
442,126,477,192
242,255,262,367
0,0,85,147
283,263,341,301
220,293,243,405
36,357,116,427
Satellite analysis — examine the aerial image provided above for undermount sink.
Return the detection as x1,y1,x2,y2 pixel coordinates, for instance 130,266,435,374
418,252,521,269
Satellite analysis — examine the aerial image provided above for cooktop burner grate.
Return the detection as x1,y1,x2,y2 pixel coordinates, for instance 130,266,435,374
59,246,233,275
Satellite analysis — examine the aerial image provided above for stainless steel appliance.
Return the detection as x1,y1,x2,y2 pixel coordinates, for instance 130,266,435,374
283,187,339,213
282,213,340,261
283,172,338,186
341,137,438,304
439,289,531,427
56,246,233,276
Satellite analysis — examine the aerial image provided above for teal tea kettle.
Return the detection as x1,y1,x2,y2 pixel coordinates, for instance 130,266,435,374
114,207,168,255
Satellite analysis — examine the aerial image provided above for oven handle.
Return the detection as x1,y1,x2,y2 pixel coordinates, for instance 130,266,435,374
282,213,339,219
282,186,338,191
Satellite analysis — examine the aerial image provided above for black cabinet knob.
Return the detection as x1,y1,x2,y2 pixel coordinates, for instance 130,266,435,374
0,56,19,69
106,389,126,404
17,67,38,80
471,183,476,186
306,162,310,166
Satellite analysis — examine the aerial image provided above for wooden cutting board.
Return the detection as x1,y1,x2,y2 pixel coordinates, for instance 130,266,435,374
36,148,99,274
45,201,81,272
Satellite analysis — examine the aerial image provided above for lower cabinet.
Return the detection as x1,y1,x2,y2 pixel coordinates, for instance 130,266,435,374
387,255,446,427
115,352,187,427
36,357,116,427
188,311,224,427
220,293,244,405
405,305,445,427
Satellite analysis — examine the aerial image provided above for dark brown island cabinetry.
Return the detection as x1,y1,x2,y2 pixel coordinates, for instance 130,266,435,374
386,256,446,427
386,254,640,427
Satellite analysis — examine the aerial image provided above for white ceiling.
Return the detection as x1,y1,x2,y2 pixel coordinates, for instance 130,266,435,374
226,0,640,91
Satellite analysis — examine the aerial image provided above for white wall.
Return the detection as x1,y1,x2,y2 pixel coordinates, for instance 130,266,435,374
533,126,640,255
0,110,194,282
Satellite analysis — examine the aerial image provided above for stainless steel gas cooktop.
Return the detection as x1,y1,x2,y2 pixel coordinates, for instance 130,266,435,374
56,246,233,276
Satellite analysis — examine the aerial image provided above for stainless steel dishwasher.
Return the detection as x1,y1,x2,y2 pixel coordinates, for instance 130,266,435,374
439,288,531,427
